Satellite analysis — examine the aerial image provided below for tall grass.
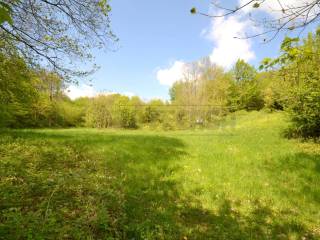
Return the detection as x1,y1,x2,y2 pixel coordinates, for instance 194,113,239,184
0,111,319,239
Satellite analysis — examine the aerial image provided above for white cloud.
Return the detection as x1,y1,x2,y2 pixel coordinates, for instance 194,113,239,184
65,84,96,100
156,58,215,86
65,85,137,100
156,61,187,86
156,4,259,85
206,15,255,69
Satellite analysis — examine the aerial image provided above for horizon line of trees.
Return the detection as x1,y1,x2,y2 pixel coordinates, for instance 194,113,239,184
1,28,319,138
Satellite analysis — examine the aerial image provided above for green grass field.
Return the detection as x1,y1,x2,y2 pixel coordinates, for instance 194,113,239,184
1,111,319,239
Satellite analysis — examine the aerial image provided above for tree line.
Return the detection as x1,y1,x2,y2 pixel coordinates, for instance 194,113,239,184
1,28,319,137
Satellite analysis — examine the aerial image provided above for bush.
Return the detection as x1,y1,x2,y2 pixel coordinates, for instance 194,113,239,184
286,79,320,138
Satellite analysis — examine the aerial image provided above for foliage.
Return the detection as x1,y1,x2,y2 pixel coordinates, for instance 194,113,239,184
261,30,320,138
113,95,137,129
0,2,12,25
1,27,319,137
284,33,320,138
228,59,264,111
0,45,37,127
142,99,164,124
85,95,115,128
85,94,139,129
0,44,83,128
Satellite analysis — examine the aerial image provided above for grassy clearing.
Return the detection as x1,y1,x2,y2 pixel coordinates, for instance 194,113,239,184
0,111,319,239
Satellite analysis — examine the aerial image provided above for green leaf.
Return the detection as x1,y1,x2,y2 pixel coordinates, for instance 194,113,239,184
97,0,111,16
253,2,260,8
0,2,13,25
288,26,295,31
190,7,197,14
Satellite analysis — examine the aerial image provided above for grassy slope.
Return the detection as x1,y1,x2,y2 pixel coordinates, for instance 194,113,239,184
0,111,319,239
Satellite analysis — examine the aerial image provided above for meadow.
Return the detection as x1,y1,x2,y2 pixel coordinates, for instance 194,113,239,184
0,111,319,239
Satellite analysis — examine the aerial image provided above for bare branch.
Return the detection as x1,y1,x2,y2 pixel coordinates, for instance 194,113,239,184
193,0,320,42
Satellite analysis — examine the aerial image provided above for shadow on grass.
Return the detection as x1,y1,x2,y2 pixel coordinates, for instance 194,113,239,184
265,151,320,206
0,130,318,239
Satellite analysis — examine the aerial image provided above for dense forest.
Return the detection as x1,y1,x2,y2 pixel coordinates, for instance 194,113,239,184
1,30,319,138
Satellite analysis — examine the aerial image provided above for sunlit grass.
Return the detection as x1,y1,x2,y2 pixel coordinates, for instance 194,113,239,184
1,111,319,239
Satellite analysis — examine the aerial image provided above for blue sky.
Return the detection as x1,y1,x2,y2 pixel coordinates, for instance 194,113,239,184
66,0,316,101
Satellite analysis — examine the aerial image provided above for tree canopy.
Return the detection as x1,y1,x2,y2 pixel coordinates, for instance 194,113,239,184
0,0,117,77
